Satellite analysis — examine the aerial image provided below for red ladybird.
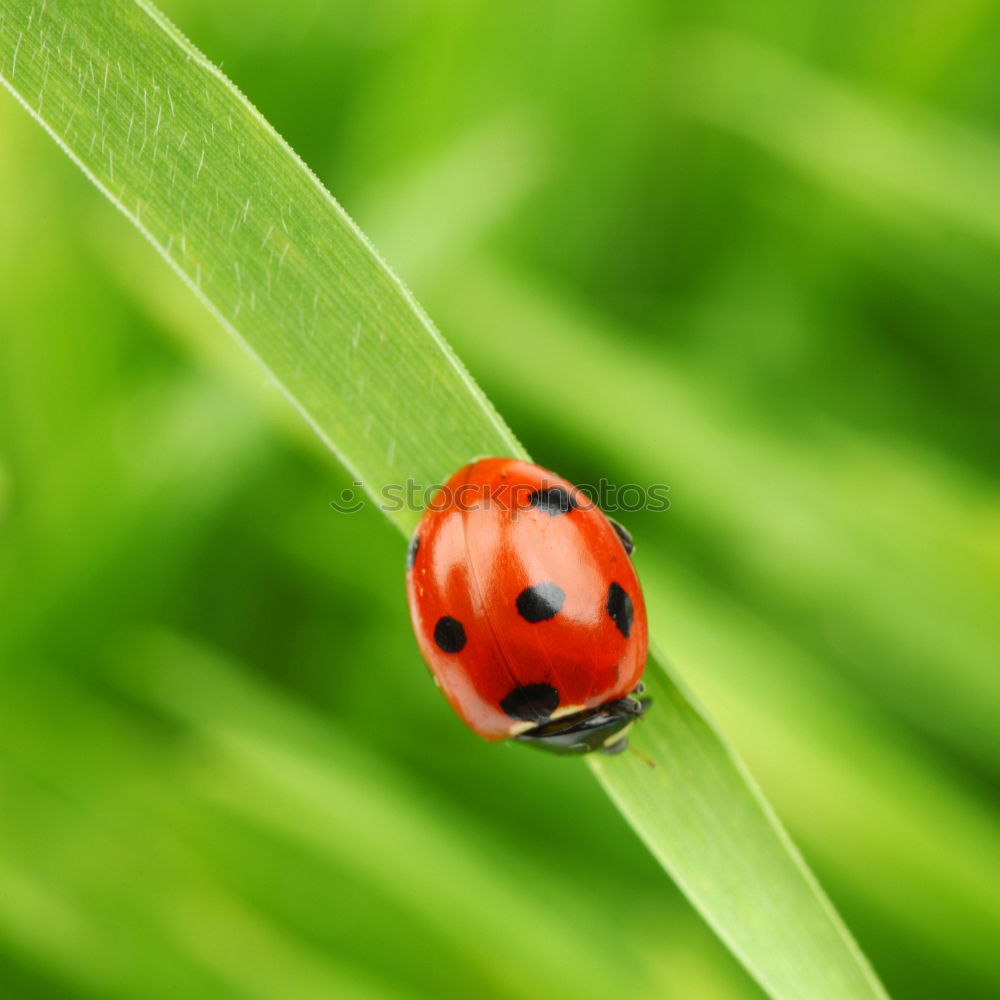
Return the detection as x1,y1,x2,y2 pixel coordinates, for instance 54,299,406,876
406,458,649,755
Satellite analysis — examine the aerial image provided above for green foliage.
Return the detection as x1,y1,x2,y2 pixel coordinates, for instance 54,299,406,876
1,2,997,999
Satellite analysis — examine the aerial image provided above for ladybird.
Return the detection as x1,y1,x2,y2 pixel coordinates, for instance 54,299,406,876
405,458,649,755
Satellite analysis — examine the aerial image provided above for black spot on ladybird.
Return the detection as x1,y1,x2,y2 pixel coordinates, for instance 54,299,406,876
406,533,420,570
609,518,634,555
500,683,560,722
606,582,633,638
434,616,466,653
528,486,577,516
516,582,566,623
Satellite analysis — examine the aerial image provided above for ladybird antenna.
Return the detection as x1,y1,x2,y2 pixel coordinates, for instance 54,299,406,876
628,743,656,769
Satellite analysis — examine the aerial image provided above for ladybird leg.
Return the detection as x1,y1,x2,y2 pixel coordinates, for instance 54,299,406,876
608,518,634,556
406,531,420,570
599,737,629,756
632,681,645,697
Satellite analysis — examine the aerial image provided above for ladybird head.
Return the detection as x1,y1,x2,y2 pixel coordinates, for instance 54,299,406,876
512,692,649,755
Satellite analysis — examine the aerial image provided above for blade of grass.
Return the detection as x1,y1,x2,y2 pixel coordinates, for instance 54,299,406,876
0,3,888,998
662,28,1000,320
0,0,519,514
431,256,999,774
111,629,655,1000
0,673,430,1000
664,30,1000,246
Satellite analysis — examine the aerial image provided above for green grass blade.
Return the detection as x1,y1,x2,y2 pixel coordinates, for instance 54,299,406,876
0,0,518,519
0,3,889,998
593,663,886,1000
666,30,1000,245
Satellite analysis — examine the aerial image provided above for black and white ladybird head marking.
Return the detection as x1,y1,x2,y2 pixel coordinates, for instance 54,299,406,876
514,694,649,755
406,532,420,570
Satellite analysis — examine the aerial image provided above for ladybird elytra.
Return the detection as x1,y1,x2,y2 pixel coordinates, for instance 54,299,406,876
406,458,649,755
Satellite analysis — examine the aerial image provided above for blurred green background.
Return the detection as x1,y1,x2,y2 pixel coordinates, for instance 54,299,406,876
1,1,998,997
